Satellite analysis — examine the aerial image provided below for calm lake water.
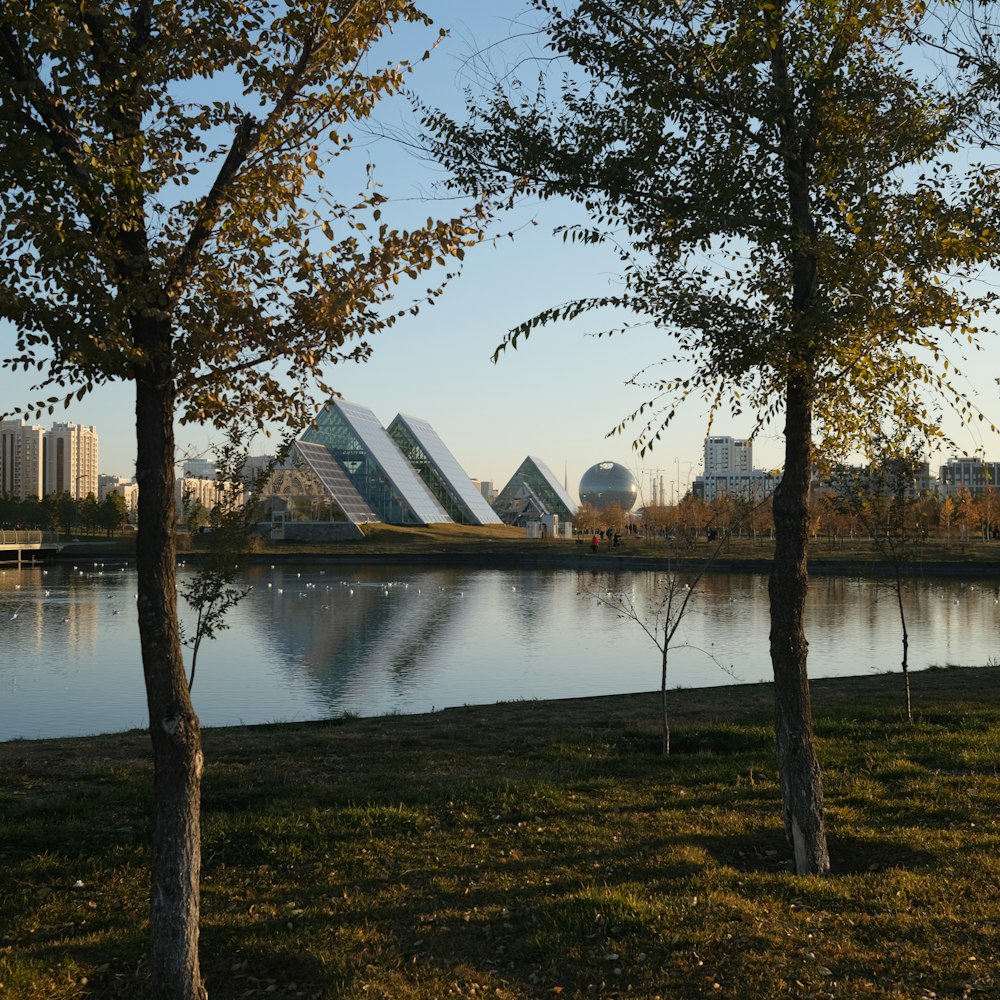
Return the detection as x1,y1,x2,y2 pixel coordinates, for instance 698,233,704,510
1,560,998,741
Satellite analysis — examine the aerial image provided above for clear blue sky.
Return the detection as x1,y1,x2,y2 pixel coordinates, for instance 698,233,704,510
1,1,997,503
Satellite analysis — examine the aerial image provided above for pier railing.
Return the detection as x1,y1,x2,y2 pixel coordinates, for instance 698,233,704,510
0,530,59,548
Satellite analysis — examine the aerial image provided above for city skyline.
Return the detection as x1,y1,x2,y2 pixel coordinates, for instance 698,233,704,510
1,3,998,501
0,418,99,501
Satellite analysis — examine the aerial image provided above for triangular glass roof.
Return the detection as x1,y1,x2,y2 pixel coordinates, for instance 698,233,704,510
301,400,450,525
494,455,578,521
387,413,502,526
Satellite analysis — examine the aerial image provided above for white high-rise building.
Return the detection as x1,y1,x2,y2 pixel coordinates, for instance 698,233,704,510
99,474,135,501
695,435,776,501
44,422,99,498
704,436,752,476
0,419,46,499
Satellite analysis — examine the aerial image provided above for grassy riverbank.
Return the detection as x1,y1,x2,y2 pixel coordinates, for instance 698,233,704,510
50,522,1000,576
2,666,998,999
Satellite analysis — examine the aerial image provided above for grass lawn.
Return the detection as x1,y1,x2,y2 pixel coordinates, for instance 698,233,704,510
64,523,1000,572
1,666,997,999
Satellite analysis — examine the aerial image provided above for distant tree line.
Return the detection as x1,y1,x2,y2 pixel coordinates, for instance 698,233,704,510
0,491,129,536
577,486,1000,546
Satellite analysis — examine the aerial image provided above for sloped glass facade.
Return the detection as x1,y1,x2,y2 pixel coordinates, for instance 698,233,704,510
493,455,578,523
292,441,377,524
387,414,502,526
301,400,450,525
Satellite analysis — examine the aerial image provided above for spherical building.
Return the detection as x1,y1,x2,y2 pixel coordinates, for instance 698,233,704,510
579,461,639,512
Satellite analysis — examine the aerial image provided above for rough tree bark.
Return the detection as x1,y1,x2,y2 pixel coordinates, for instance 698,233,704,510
768,374,830,876
134,330,207,1000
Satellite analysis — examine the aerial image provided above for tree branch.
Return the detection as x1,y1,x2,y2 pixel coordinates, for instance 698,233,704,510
585,0,777,155
166,0,368,302
0,20,105,234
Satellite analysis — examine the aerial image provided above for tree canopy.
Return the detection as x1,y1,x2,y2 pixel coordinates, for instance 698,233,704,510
0,0,481,430
0,3,485,996
425,0,997,457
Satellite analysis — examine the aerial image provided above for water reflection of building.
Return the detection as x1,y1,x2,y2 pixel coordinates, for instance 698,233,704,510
0,564,103,655
241,567,466,708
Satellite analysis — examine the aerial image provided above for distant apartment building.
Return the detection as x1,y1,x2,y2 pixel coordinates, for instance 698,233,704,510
693,435,777,501
471,478,496,504
0,418,46,499
911,461,933,496
111,481,140,521
821,459,932,501
704,436,752,476
241,454,293,484
939,456,1000,496
694,469,778,502
99,475,135,501
869,458,932,497
44,422,99,499
175,476,244,513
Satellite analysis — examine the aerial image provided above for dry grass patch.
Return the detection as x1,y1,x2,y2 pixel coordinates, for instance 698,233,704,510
1,667,997,999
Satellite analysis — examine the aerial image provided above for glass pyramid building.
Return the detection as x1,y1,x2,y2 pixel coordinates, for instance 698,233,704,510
387,413,502,526
291,440,377,524
493,455,578,524
300,400,450,525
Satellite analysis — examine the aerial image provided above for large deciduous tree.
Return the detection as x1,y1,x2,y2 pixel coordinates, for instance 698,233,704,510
0,2,480,996
424,0,997,874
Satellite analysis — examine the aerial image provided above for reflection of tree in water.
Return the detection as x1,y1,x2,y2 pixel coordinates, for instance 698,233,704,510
802,575,992,673
504,569,566,636
222,566,1000,714
580,569,756,622
238,565,470,708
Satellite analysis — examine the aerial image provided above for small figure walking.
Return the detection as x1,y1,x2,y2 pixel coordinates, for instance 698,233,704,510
590,533,600,553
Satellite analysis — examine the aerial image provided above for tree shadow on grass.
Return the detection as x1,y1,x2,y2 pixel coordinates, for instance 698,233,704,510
825,832,938,875
695,826,938,875
200,937,340,1000
610,724,773,758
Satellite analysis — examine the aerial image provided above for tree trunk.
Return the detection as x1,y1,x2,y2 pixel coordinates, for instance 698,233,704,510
135,363,207,1000
895,566,912,722
768,374,830,876
660,642,670,756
